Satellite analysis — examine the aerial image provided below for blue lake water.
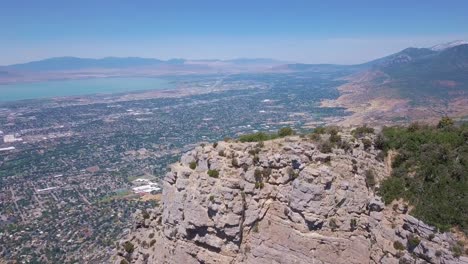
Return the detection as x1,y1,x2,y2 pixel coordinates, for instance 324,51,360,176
0,77,175,102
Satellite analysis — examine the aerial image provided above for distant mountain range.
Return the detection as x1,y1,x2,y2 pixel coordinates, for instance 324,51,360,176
2,40,467,76
1,40,467,105
1,57,287,72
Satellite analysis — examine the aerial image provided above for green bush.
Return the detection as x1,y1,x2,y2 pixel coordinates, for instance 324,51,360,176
329,218,338,231
239,128,295,143
278,127,295,137
407,235,420,251
252,222,259,233
254,169,264,188
207,170,219,178
123,241,135,254
189,161,197,170
142,210,150,219
362,138,372,150
365,169,376,189
352,126,375,138
239,132,272,142
374,133,385,150
437,116,454,129
314,127,326,134
252,155,259,164
309,133,321,141
350,218,358,231
329,133,341,144
379,177,405,204
379,120,468,234
319,141,333,153
393,241,405,251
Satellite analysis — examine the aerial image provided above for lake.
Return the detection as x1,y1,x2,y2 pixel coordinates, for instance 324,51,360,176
0,77,175,102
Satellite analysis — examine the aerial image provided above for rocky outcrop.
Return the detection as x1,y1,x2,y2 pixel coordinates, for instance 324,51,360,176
115,132,468,264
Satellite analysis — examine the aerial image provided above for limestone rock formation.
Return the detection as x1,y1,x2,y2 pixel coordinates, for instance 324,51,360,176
115,132,468,264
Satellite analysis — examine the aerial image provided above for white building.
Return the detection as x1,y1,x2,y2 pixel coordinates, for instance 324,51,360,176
132,184,161,194
3,134,22,143
0,146,15,152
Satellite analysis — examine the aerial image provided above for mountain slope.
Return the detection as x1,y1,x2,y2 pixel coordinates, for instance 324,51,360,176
320,43,468,125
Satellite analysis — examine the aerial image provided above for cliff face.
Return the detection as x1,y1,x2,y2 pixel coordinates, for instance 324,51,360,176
116,132,468,264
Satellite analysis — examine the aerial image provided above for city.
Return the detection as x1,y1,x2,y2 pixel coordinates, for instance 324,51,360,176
0,72,348,262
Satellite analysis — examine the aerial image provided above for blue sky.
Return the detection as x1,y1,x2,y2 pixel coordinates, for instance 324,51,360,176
1,0,468,65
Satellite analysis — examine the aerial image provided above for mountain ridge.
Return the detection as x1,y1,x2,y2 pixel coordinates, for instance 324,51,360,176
1,57,288,71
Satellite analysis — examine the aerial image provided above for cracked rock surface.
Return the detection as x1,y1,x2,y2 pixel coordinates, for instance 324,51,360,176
115,133,468,264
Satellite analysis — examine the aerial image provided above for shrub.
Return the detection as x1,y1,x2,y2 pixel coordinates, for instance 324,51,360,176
314,127,326,134
329,133,341,144
278,127,295,137
393,241,405,251
123,241,135,254
319,141,333,153
252,222,259,233
375,151,385,162
337,140,352,152
352,126,375,138
209,195,215,202
374,133,385,150
189,161,197,170
207,170,219,178
437,116,454,129
379,123,468,234
239,132,272,142
148,233,155,239
248,148,260,156
262,168,272,179
256,141,265,148
212,142,218,148
254,181,264,189
218,150,225,157
120,259,129,264
231,158,239,168
451,242,464,257
350,218,357,231
142,210,150,219
407,235,420,251
309,133,321,141
287,167,299,179
379,177,405,204
362,138,372,150
252,155,259,164
329,218,338,231
408,122,421,132
365,169,376,189
150,239,156,247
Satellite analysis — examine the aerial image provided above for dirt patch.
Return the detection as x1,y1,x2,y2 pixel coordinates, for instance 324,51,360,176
139,193,162,202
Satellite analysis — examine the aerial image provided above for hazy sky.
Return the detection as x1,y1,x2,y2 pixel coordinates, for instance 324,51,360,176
1,0,468,65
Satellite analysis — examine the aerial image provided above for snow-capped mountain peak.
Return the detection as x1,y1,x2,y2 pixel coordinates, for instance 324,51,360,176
430,40,468,51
